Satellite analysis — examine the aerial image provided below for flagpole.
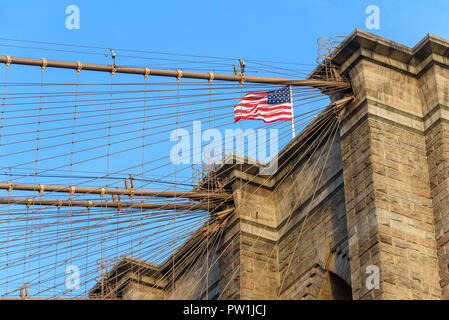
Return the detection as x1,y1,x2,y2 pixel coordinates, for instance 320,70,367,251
240,86,243,130
289,85,296,138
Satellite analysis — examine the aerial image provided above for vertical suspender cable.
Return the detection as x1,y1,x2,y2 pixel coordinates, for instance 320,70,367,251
140,71,149,268
69,67,79,296
33,64,45,295
172,75,180,295
2,62,9,296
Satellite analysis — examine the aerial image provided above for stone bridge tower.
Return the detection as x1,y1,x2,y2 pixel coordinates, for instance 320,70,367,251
91,30,449,300
333,29,449,300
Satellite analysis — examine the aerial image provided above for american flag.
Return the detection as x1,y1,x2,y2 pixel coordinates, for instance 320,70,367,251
234,86,293,123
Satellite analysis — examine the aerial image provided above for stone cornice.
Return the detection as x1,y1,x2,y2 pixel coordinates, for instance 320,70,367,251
325,29,449,78
340,96,449,140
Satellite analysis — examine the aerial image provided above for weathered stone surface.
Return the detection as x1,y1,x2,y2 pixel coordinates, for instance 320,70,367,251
92,30,449,300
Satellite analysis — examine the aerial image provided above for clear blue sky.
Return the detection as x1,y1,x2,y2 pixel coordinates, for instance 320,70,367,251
1,0,448,67
0,0,448,298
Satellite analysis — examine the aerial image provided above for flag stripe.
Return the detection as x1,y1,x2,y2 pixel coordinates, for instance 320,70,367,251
235,112,291,118
236,109,293,117
236,104,292,112
234,115,292,123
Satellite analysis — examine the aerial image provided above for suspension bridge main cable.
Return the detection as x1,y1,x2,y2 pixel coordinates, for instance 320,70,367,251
0,55,351,89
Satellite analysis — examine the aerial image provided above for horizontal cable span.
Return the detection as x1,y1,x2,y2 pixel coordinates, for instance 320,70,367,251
0,197,228,211
0,55,351,89
0,183,231,200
